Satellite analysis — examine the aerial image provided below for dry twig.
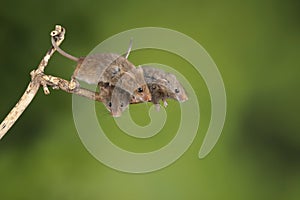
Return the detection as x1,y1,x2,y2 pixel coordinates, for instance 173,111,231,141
0,25,102,140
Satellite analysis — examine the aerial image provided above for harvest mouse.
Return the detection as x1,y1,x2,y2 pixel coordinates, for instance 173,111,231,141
114,66,150,101
141,66,188,110
142,66,188,102
51,37,151,102
98,83,131,117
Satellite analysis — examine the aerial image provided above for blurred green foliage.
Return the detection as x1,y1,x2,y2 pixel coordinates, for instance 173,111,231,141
0,0,300,199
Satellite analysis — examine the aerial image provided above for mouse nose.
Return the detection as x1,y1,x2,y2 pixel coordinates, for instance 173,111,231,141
111,110,123,117
178,94,188,102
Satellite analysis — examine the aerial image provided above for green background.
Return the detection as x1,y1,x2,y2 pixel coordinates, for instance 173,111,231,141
1,0,299,199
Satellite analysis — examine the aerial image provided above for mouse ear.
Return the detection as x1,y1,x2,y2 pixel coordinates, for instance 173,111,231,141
156,79,176,92
156,79,169,86
123,71,135,80
136,65,144,72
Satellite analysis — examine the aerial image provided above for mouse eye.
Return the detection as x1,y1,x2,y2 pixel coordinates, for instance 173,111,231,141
108,102,112,107
152,85,156,90
137,87,143,93
115,67,120,72
120,103,124,107
175,89,180,93
103,82,109,88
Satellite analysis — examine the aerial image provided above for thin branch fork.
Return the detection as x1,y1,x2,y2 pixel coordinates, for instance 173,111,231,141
41,74,103,102
0,25,102,140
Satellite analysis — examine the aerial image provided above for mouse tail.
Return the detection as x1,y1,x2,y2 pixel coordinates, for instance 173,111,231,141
51,37,80,62
124,38,133,59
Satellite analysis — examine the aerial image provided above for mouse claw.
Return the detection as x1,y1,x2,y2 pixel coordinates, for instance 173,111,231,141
155,104,160,112
69,78,79,90
163,100,168,108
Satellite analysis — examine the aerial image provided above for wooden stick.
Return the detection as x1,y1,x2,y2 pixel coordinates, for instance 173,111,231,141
0,25,65,139
41,74,103,102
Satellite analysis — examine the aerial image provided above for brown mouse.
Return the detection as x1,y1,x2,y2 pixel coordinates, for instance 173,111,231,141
98,83,131,117
142,66,188,102
141,66,188,110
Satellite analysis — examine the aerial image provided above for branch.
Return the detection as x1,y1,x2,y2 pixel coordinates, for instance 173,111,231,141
41,74,103,102
0,25,65,140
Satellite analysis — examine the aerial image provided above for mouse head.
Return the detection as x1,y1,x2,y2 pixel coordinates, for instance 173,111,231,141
107,87,130,117
116,67,151,102
141,65,187,102
158,73,188,102
103,64,122,83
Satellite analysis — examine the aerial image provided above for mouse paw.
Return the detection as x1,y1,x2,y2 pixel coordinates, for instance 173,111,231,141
155,104,160,112
69,78,79,90
163,100,168,108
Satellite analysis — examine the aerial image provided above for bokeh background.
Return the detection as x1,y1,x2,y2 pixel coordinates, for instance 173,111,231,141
1,0,300,199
